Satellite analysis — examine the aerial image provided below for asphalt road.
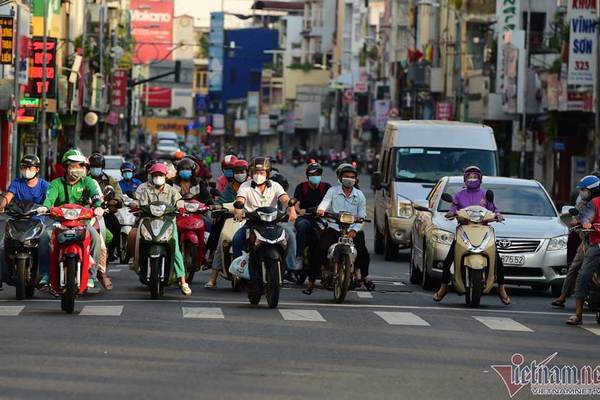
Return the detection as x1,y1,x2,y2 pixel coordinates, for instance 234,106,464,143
0,164,598,400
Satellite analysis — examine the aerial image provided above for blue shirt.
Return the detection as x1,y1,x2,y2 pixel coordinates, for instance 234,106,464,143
317,185,367,232
119,178,142,196
7,178,49,205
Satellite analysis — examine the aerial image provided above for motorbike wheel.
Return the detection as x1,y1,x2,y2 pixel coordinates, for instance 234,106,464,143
62,257,78,314
119,234,129,264
374,222,384,255
409,245,420,285
248,294,261,305
465,268,483,308
182,242,196,284
264,258,282,309
383,223,398,261
421,246,435,291
231,277,242,292
596,311,600,324
334,255,353,304
15,258,28,300
149,257,162,299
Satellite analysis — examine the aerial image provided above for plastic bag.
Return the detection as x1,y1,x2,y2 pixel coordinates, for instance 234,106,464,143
229,252,250,280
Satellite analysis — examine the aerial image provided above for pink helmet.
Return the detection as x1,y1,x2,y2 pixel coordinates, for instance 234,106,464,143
149,163,168,175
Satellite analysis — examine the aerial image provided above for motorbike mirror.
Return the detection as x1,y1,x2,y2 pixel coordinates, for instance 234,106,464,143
485,190,494,203
441,193,453,203
104,186,115,201
568,207,580,217
413,200,431,213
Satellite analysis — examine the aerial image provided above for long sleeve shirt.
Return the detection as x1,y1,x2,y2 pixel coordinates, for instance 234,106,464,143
317,185,367,232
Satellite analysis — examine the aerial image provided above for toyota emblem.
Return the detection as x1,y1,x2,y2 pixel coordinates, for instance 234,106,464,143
497,240,512,249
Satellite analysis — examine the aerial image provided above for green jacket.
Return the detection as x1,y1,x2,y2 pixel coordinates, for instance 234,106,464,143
217,183,238,205
43,176,102,208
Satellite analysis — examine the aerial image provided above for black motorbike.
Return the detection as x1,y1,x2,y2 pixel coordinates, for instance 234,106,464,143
2,200,45,299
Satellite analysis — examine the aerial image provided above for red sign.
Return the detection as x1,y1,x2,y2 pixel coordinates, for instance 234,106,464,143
28,37,57,98
131,0,174,64
111,69,128,110
436,102,454,120
141,86,172,108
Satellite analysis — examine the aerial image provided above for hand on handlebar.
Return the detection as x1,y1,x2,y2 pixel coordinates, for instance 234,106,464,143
444,212,456,220
316,209,325,217
583,222,592,229
347,230,357,239
496,213,505,222
288,207,298,222
35,206,49,215
234,208,244,222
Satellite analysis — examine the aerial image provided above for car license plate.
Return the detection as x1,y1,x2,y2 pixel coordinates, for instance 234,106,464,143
501,255,525,266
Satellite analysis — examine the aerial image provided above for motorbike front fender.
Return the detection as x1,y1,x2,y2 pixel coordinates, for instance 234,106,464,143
180,231,199,245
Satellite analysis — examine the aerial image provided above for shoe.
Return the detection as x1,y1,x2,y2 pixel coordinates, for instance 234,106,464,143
38,274,49,287
180,283,192,296
87,278,95,288
204,280,217,288
566,315,583,326
97,271,113,291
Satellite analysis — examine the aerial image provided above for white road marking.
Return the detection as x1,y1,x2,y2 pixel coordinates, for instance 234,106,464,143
182,307,224,319
375,311,430,326
392,282,405,286
0,306,24,316
473,316,533,332
109,269,122,273
581,325,600,336
79,306,123,316
279,309,326,322
356,291,373,299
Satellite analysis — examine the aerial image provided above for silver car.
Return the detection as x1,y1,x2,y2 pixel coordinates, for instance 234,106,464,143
410,176,568,296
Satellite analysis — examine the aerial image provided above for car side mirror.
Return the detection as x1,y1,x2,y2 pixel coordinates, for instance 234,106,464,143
441,193,453,203
485,190,494,203
371,171,383,190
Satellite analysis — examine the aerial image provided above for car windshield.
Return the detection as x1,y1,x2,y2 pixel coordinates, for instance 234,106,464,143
394,147,497,183
437,183,557,217
105,158,124,170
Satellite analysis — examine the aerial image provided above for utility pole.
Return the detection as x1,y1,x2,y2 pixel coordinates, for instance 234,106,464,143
74,0,87,149
519,1,530,178
39,0,48,178
453,5,461,120
11,2,20,179
595,17,600,170
94,0,105,152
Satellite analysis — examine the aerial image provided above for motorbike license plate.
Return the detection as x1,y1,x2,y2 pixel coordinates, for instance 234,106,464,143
501,255,525,266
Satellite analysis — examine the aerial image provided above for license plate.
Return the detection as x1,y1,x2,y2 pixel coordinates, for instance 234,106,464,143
501,255,525,266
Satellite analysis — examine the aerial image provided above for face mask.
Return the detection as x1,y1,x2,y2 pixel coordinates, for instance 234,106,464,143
308,176,322,186
465,178,480,190
179,170,192,180
234,173,247,183
90,167,103,177
21,169,36,180
122,171,133,180
153,176,166,187
253,174,267,185
68,168,86,181
223,169,234,178
341,178,356,188
581,190,591,201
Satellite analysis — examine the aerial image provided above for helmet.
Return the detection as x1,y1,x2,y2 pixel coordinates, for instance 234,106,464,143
120,161,136,172
463,165,482,190
249,157,272,175
62,149,87,165
463,166,482,180
149,163,168,175
221,154,238,170
306,162,323,176
20,154,41,168
270,171,289,191
176,157,197,172
336,163,357,179
89,152,105,169
173,150,185,161
577,175,600,190
232,159,249,172
144,159,159,173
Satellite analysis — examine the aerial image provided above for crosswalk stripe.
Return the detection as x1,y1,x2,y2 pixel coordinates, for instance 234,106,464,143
374,311,430,326
182,307,224,319
79,306,123,316
473,316,533,332
0,306,24,316
356,291,373,299
581,325,600,336
279,309,326,322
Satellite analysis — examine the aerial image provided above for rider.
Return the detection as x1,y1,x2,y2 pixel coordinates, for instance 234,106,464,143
314,163,374,294
40,149,109,290
432,166,510,305
119,161,142,197
0,155,51,288
134,162,192,296
216,154,238,193
171,157,212,204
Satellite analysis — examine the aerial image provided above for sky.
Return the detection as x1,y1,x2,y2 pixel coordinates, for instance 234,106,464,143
176,0,255,26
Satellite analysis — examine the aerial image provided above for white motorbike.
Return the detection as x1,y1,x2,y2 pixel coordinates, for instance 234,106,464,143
115,194,137,264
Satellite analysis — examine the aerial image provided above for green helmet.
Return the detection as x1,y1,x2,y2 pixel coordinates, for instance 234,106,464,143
62,149,87,165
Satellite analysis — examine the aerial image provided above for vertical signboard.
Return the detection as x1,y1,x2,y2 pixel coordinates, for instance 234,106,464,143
28,37,57,98
567,0,597,85
111,69,128,110
208,12,224,92
247,91,259,133
131,0,174,64
0,16,14,64
496,0,520,93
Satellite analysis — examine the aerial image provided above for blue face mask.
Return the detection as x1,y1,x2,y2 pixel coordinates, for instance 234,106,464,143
122,171,133,180
179,170,192,180
223,169,234,178
308,176,321,186
90,167,102,177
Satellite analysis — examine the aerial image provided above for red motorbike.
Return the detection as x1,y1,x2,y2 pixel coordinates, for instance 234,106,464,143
177,197,208,283
49,204,94,314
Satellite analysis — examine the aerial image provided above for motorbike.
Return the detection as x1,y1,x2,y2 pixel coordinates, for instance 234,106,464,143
320,211,370,303
212,203,245,291
134,201,178,299
176,195,209,283
441,191,499,308
115,194,137,264
288,208,326,285
48,204,95,314
2,200,45,300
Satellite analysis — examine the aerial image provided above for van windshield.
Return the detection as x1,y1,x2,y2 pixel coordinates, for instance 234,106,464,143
394,147,497,183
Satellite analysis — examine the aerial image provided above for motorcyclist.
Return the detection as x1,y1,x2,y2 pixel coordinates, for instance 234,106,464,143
293,162,331,293
314,163,374,294
0,155,51,288
40,149,109,290
133,162,192,296
119,161,142,197
171,157,213,205
432,166,510,305
216,154,238,193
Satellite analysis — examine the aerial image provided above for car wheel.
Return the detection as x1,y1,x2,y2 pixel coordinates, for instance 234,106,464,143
374,217,384,255
421,242,435,291
409,244,420,284
383,222,399,261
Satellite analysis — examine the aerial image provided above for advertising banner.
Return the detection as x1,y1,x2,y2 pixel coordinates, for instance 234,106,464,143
131,0,174,64
496,0,520,93
28,36,57,98
208,12,224,92
567,0,597,85
111,69,128,110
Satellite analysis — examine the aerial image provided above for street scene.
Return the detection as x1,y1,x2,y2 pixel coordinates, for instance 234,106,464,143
0,0,599,399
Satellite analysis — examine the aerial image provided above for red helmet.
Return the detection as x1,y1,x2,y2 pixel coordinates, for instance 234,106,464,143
232,159,249,172
221,154,238,170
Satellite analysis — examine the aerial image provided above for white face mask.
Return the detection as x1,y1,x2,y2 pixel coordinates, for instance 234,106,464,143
21,169,37,180
234,173,247,183
153,176,166,187
253,174,267,185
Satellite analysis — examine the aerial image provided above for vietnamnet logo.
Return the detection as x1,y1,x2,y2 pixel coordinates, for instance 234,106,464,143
131,9,171,23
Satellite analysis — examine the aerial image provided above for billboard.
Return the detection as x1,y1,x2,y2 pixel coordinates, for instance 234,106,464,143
111,69,128,110
496,0,520,93
567,0,597,85
131,0,174,64
28,37,57,98
208,12,224,92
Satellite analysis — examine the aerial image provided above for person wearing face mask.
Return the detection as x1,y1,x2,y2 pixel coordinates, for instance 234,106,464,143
118,162,142,197
216,154,238,193
171,157,212,205
0,155,51,288
133,163,192,296
432,166,510,305
314,163,374,293
39,149,108,290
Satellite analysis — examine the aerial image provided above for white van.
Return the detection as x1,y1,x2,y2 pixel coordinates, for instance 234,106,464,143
372,120,498,260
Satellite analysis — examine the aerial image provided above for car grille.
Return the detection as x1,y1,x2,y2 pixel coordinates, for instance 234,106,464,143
504,267,545,277
496,239,541,254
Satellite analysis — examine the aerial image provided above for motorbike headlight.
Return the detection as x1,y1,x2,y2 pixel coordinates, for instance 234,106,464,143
257,210,278,222
140,224,153,241
397,198,414,219
150,204,166,217
547,235,568,251
431,229,454,245
184,202,200,213
339,212,356,225
466,209,484,223
62,208,82,221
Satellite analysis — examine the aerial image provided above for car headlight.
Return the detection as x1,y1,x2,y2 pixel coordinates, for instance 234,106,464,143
547,235,568,251
431,229,454,245
140,224,153,241
397,198,414,219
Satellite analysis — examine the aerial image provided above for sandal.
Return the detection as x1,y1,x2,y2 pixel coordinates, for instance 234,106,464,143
302,283,315,295
433,287,448,302
565,315,583,326
498,293,511,306
363,279,375,292
204,280,217,289
551,299,565,308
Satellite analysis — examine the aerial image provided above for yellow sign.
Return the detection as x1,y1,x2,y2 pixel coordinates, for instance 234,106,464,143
142,117,193,136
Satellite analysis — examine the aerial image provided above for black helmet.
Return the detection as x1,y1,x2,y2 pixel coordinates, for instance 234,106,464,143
270,171,289,191
176,157,197,172
336,163,357,179
249,157,272,175
20,154,41,168
89,152,105,169
306,162,323,176
144,159,159,173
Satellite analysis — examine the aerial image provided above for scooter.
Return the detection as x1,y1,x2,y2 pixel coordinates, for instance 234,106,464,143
2,200,45,300
49,204,95,314
320,211,370,303
115,194,137,264
213,202,245,291
176,196,208,284
441,191,499,308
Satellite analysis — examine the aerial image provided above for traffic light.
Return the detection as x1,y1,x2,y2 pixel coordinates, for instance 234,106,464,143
206,124,213,135
174,61,181,83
